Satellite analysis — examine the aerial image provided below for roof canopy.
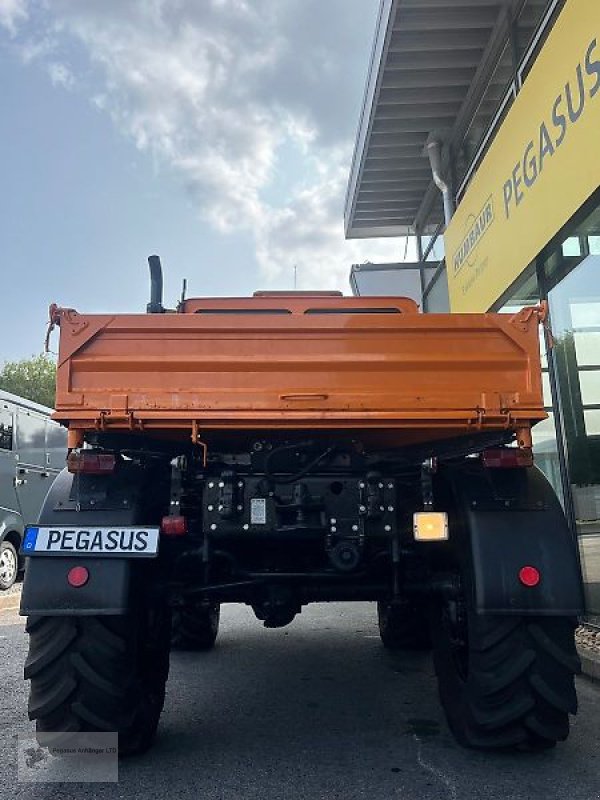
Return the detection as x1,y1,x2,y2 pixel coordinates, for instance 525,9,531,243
345,0,551,239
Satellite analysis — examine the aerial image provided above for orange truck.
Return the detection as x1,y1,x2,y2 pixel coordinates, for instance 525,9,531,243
21,256,583,755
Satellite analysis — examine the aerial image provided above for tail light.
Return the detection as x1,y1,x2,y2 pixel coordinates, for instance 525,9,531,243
482,448,533,469
67,566,89,588
519,565,541,587
67,451,116,475
161,515,188,537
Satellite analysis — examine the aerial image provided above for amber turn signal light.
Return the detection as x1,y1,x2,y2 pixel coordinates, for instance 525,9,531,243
413,512,449,541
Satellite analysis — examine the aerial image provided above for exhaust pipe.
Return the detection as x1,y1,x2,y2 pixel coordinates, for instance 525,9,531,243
147,254,164,313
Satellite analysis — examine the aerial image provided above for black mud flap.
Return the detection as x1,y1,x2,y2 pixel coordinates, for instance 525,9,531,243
444,463,584,616
20,557,131,615
20,465,150,616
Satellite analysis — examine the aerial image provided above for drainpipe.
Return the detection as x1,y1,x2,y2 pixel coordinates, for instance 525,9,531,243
426,140,454,225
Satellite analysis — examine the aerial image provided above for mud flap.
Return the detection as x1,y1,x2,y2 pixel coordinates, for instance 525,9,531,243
443,464,584,616
20,557,131,615
20,465,149,616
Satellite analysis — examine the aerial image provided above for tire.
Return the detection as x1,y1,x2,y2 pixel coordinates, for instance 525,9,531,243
171,602,220,651
24,602,171,757
432,594,580,750
377,600,431,651
0,540,18,590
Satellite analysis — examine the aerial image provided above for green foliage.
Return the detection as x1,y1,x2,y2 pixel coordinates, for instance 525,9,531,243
0,355,57,409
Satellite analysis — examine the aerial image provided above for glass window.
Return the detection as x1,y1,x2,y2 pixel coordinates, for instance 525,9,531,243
16,409,46,466
544,246,600,615
574,332,600,366
562,237,582,258
589,236,600,255
0,407,13,451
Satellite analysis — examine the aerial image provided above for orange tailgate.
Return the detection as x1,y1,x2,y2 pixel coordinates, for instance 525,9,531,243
50,297,546,447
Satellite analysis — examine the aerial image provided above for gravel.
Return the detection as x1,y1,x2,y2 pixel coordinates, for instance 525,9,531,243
576,624,600,657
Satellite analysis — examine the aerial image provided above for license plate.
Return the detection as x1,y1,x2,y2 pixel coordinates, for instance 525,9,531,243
22,526,160,557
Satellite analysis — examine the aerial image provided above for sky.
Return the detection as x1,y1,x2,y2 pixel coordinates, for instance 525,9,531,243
0,0,408,362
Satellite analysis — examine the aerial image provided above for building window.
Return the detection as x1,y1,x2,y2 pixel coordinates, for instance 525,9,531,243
540,196,600,616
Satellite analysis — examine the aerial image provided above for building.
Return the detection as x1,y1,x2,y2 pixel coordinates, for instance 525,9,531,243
346,0,600,615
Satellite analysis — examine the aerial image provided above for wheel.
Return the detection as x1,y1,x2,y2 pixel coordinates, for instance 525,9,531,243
171,602,220,651
0,540,18,590
377,600,431,651
432,590,580,750
24,601,171,756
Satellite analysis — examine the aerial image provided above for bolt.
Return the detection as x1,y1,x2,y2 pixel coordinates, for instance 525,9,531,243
359,482,365,489
237,504,243,511
243,524,249,531
218,481,225,488
330,518,337,525
207,505,214,512
352,524,358,532
238,481,244,488
384,525,391,532
359,504,366,513
387,483,393,489
208,482,214,489
330,527,337,533
378,482,384,489
218,505,223,512
210,523,217,531
89,499,95,505
388,505,394,512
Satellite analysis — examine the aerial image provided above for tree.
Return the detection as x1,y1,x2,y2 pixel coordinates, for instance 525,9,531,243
0,355,57,408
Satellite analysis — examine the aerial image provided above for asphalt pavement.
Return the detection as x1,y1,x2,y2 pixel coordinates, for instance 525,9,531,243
2,601,600,800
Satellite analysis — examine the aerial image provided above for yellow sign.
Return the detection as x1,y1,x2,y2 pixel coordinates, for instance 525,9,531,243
445,0,600,312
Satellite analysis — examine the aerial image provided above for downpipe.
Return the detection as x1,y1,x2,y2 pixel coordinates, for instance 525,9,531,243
426,140,454,225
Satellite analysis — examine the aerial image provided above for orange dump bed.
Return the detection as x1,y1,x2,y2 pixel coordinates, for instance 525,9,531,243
51,296,546,448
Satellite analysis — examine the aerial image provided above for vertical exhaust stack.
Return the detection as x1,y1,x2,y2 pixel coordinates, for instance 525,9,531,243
147,254,165,313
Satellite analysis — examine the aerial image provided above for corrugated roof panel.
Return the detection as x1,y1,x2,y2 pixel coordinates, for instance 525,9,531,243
345,0,554,239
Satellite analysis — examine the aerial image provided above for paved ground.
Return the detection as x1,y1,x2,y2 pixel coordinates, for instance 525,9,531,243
2,602,600,800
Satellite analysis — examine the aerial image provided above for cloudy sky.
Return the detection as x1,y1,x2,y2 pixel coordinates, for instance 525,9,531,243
0,0,408,361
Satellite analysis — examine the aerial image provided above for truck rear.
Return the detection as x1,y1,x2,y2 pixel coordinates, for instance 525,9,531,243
21,257,584,755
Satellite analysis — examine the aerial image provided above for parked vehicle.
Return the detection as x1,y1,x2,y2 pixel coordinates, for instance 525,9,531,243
21,256,584,755
0,390,67,589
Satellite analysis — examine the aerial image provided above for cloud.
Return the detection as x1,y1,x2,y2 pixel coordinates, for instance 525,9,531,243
0,0,27,35
47,60,74,88
5,0,405,290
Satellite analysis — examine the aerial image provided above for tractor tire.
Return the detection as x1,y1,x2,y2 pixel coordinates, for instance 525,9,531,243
24,603,171,757
377,600,431,651
432,596,580,750
171,602,220,651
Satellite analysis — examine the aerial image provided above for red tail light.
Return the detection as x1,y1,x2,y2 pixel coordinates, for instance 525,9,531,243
161,515,188,536
67,566,89,588
482,448,533,469
519,565,541,587
67,451,116,475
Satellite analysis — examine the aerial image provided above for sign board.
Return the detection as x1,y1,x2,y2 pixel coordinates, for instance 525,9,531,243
445,0,600,311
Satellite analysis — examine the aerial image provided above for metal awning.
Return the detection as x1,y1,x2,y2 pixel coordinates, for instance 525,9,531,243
345,0,551,239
